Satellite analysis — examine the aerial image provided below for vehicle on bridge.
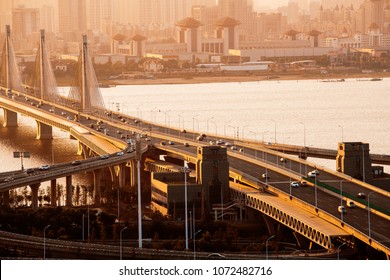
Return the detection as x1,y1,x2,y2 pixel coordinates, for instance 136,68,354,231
308,170,320,178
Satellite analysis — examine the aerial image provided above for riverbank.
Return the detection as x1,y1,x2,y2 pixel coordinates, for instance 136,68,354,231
102,70,390,86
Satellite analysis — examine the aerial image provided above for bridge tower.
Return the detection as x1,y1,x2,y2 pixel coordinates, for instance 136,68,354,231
67,35,106,113
27,29,59,103
0,25,24,93
336,142,372,182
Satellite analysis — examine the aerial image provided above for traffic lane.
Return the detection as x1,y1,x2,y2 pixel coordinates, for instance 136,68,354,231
279,158,390,213
228,157,390,239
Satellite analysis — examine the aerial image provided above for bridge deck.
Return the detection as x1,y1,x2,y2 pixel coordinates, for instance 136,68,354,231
232,183,347,237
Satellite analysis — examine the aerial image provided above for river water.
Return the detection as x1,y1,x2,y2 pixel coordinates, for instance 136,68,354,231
1,78,390,180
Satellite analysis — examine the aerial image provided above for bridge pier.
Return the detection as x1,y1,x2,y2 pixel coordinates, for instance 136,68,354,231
36,120,53,140
30,183,40,211
93,169,102,206
66,175,72,206
128,160,136,188
50,179,57,207
115,163,127,189
2,108,17,127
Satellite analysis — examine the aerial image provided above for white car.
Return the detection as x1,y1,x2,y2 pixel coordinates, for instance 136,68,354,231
290,181,300,187
39,165,50,170
308,170,319,178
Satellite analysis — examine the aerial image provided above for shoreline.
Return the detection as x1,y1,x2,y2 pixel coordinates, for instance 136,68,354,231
102,71,390,86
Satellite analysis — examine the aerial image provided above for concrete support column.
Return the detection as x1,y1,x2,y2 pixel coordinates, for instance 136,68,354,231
30,183,40,211
117,163,127,189
50,179,57,207
3,109,18,127
36,120,53,140
66,175,72,207
1,191,10,207
93,169,102,206
128,160,136,188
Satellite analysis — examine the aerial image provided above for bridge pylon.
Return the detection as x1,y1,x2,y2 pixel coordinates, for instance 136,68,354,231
26,29,59,103
0,25,24,93
67,35,106,113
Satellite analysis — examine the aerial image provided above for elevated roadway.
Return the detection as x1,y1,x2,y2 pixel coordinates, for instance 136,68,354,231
1,88,390,257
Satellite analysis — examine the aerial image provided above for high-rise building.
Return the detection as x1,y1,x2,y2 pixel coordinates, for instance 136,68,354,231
12,6,40,37
287,0,299,24
57,0,87,39
218,0,257,40
191,5,219,38
40,5,56,33
363,0,384,33
86,0,113,32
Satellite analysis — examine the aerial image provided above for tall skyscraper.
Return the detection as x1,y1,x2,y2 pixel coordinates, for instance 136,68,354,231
12,6,40,37
58,0,87,39
218,0,257,40
40,5,56,33
363,0,384,33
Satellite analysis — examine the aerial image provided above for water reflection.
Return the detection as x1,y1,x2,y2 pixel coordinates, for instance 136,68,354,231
0,113,92,188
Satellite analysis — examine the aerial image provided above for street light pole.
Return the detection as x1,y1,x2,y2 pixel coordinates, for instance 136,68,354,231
224,120,231,137
136,134,142,248
337,242,346,260
180,161,191,250
193,229,202,260
120,226,128,260
249,131,257,159
271,119,276,143
207,117,214,135
242,125,249,140
338,124,343,142
44,224,51,260
210,120,217,141
192,115,199,140
266,235,275,260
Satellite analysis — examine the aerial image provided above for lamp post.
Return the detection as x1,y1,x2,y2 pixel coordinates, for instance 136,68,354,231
224,120,231,137
179,162,191,250
178,112,184,131
271,119,276,143
136,134,142,248
150,107,157,122
193,229,202,260
162,110,171,135
136,104,143,120
262,130,269,143
338,124,343,142
207,117,214,135
249,131,257,159
337,242,346,260
13,151,30,171
242,125,249,140
192,115,199,140
44,224,51,260
266,235,275,260
368,191,375,239
120,226,128,260
210,120,217,141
